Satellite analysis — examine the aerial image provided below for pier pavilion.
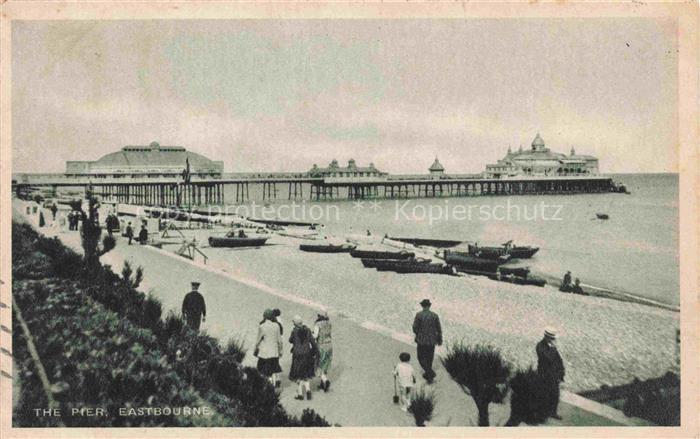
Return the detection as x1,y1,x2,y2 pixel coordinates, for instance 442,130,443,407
484,133,599,178
65,141,224,179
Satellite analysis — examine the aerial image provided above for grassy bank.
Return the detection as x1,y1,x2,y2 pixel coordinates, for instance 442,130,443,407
11,221,330,427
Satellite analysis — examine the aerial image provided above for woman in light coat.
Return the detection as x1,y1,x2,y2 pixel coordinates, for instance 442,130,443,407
255,309,283,387
313,310,333,392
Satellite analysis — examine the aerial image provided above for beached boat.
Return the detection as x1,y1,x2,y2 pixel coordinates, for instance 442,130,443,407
444,251,504,271
508,246,540,259
299,243,356,253
596,213,610,220
500,266,531,278
247,217,321,227
487,274,547,287
208,236,270,248
361,258,454,275
350,249,415,260
278,230,321,240
387,236,463,248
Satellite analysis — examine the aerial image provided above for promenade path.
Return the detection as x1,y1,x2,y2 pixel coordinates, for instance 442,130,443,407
17,205,635,427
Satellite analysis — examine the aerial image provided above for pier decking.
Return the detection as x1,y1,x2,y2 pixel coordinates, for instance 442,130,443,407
13,174,615,206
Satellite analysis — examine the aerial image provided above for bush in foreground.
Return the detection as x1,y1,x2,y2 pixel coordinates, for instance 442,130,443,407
441,342,510,426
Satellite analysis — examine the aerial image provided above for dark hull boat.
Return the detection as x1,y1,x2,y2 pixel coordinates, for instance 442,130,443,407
487,274,547,287
350,249,415,260
361,258,454,275
300,244,356,253
387,237,463,248
208,236,269,248
508,246,539,259
444,251,508,270
596,213,610,220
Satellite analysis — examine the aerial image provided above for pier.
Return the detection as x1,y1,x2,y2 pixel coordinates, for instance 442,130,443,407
13,174,615,207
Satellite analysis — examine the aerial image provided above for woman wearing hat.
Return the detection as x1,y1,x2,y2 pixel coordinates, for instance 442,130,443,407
255,309,283,387
312,310,333,392
289,315,318,400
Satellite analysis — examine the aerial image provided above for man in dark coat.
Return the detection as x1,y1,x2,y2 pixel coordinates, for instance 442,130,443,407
125,222,134,245
138,224,149,245
182,281,206,331
412,299,442,383
559,271,572,292
536,328,565,419
50,203,58,221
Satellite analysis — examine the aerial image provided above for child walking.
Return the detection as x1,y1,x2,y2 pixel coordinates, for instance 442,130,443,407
393,352,416,412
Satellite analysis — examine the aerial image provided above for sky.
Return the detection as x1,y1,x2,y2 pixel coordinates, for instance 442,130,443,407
12,19,678,174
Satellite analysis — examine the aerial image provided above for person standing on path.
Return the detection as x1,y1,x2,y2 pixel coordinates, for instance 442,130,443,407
312,310,333,392
181,281,206,332
50,202,58,221
255,309,283,387
412,299,442,383
536,328,565,420
138,224,149,245
125,222,134,245
289,315,317,400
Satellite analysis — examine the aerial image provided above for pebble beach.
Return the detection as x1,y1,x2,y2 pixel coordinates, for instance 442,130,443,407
155,225,678,393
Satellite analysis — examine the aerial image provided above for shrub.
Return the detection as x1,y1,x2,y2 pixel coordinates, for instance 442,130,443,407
441,342,511,426
409,387,435,427
224,337,248,364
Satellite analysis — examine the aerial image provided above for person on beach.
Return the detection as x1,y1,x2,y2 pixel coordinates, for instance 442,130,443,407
255,309,283,387
138,224,149,245
571,278,587,295
412,299,442,384
559,271,572,292
272,309,284,335
181,281,206,331
393,352,417,412
313,310,333,392
536,328,565,420
289,315,317,400
125,222,134,245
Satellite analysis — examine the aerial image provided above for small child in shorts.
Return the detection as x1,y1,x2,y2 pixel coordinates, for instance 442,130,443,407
393,352,416,412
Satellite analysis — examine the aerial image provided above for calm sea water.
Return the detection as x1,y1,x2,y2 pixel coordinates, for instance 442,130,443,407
223,173,679,306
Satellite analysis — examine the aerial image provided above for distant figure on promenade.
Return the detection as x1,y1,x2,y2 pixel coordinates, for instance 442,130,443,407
412,299,442,383
571,278,587,295
255,309,283,387
313,310,333,392
181,281,206,331
125,222,134,245
536,328,565,420
393,352,416,412
138,224,149,245
105,213,119,237
289,315,317,400
559,271,572,292
67,211,74,230
38,211,46,228
272,309,284,335
50,203,58,221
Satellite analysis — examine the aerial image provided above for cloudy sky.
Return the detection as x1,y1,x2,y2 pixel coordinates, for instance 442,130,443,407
12,19,678,174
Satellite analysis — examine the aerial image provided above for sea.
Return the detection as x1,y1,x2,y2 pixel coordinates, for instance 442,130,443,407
221,173,679,307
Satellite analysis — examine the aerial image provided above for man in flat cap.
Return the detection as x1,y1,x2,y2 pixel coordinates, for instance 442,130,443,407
182,281,206,331
536,327,565,419
412,299,442,383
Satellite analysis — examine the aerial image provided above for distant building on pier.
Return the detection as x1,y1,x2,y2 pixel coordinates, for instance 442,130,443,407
484,133,599,178
429,157,445,179
65,141,224,179
308,159,387,179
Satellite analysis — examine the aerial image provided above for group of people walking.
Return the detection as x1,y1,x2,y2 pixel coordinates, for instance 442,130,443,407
254,308,333,400
180,281,334,401
179,281,565,421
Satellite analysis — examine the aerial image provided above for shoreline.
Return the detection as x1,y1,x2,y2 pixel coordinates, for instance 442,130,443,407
111,200,680,312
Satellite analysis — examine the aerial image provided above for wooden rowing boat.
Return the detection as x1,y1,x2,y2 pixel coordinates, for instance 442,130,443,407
299,243,356,253
350,249,415,260
208,236,270,248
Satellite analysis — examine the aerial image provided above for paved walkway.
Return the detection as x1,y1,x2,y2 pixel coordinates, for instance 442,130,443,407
19,204,632,426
